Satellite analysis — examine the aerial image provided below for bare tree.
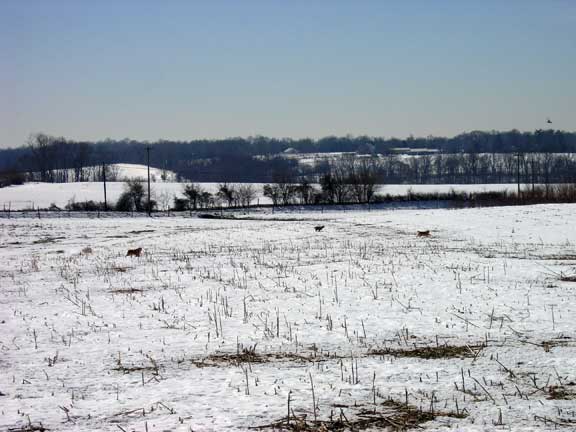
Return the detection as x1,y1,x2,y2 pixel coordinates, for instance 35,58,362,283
27,133,58,182
237,184,257,207
72,142,92,182
217,183,236,207
183,183,205,210
199,191,214,208
266,171,298,205
157,190,172,211
347,157,380,203
263,184,281,205
296,177,315,204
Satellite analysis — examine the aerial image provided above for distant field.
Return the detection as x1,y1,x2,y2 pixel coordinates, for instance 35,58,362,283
0,182,525,210
113,163,178,182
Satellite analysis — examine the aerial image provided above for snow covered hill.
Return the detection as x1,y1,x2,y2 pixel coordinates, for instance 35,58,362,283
112,163,178,182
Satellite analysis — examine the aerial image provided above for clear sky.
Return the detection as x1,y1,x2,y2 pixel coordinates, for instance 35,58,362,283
1,0,575,148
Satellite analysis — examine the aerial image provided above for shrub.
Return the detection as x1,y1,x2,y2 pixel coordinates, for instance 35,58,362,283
65,200,106,211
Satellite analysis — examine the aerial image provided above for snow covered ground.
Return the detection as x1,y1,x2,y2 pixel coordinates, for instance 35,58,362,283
113,164,178,183
0,182,523,210
1,204,576,431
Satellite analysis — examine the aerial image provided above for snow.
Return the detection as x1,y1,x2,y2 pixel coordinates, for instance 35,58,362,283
0,181,524,210
113,164,177,182
0,182,268,210
1,204,576,430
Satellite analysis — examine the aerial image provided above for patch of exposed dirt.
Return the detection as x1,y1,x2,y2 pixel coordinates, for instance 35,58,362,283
255,399,467,431
111,266,129,273
110,288,143,294
33,236,65,244
190,351,318,367
198,213,234,220
547,384,576,400
186,345,341,368
521,336,574,352
6,424,48,432
112,354,159,375
542,254,576,261
369,344,484,360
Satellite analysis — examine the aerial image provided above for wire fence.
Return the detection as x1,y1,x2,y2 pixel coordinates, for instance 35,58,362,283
0,200,457,220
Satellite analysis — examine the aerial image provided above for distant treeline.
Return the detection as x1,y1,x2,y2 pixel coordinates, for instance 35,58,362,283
1,129,576,185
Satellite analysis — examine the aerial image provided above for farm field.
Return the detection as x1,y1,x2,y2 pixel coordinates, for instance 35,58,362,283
0,181,527,211
1,204,576,431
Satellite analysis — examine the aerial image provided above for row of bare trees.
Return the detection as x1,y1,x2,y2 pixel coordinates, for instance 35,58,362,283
173,183,259,210
368,152,576,184
320,157,380,203
15,133,576,187
173,151,576,209
261,156,380,205
25,134,96,182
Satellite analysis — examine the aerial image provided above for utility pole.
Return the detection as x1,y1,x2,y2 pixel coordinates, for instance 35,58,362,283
516,150,521,198
530,156,535,194
147,146,151,216
103,162,108,211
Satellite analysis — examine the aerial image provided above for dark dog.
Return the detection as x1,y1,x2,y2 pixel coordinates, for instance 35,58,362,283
126,247,143,257
314,225,325,232
416,230,431,237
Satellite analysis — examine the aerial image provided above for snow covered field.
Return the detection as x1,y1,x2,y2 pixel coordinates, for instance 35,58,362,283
1,204,576,431
113,164,178,183
0,182,523,210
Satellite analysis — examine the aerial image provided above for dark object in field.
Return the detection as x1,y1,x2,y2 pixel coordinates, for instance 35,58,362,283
417,230,431,237
547,117,552,124
126,247,143,257
314,225,325,232
198,213,235,220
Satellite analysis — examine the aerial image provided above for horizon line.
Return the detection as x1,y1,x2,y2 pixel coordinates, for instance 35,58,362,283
4,127,571,149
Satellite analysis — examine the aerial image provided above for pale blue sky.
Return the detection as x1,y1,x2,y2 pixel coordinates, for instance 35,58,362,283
1,0,574,147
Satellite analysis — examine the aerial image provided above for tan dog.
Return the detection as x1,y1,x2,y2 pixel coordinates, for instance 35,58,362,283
126,247,143,257
416,230,431,237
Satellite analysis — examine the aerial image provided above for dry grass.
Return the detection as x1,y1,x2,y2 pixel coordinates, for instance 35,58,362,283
540,337,574,352
254,399,467,431
112,364,159,374
369,344,484,360
109,287,143,294
33,236,65,244
542,254,576,261
547,385,576,400
111,266,129,273
6,424,48,432
190,351,317,368
112,354,159,375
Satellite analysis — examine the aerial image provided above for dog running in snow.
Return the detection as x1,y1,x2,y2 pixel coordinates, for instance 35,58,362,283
314,225,325,232
416,230,431,237
126,247,143,257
